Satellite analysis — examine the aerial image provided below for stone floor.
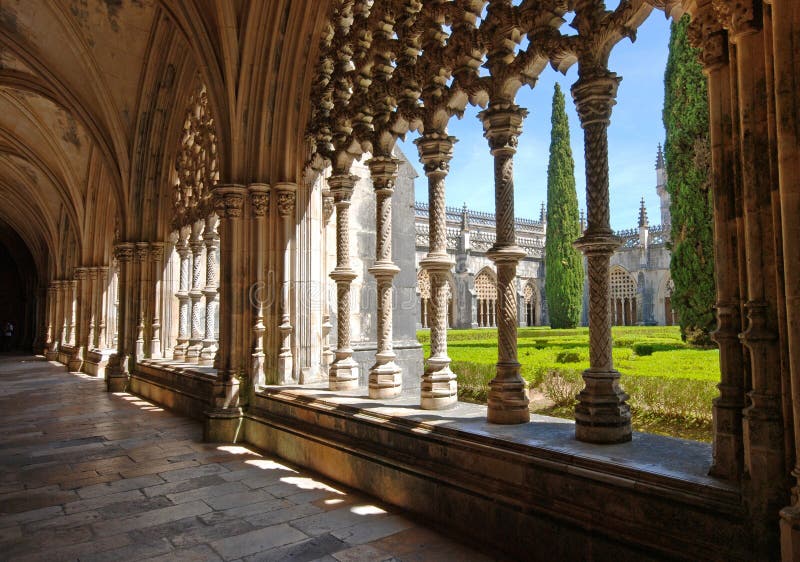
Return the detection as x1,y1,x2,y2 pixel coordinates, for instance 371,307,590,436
0,354,495,562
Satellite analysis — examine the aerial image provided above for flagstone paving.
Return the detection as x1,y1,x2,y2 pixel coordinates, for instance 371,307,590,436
0,355,496,561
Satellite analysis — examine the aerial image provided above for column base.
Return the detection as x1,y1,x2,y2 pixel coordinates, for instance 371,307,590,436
368,359,402,399
487,370,530,425
107,374,128,392
185,343,202,364
420,359,457,410
574,368,632,444
203,407,243,443
45,350,59,361
708,396,744,479
277,353,294,385
67,358,84,373
329,357,359,391
199,344,217,366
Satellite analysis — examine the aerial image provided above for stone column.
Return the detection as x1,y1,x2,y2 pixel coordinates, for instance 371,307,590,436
173,227,191,360
45,282,58,359
276,186,296,384
67,277,78,348
134,243,149,361
321,190,335,374
249,184,269,384
86,268,97,352
59,280,68,348
96,267,109,349
727,8,786,547
107,243,134,391
187,221,205,363
772,0,800,558
367,155,402,399
480,105,530,424
200,215,219,365
571,69,631,443
416,132,458,409
207,185,246,442
150,243,164,359
328,172,359,390
689,13,745,481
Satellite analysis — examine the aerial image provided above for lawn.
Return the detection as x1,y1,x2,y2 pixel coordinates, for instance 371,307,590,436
417,326,720,441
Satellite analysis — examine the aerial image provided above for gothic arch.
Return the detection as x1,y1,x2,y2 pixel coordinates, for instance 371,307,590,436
610,265,637,326
475,267,498,328
523,280,539,327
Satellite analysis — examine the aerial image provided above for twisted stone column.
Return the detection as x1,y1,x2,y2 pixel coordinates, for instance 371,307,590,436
187,222,205,363
328,172,359,390
480,105,530,424
67,278,78,347
149,243,164,359
200,215,219,365
367,155,403,399
173,228,191,360
249,184,269,384
416,132,458,410
277,187,296,384
70,268,88,371
571,69,631,443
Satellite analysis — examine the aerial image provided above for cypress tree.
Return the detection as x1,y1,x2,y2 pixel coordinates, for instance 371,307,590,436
545,83,584,329
663,14,716,345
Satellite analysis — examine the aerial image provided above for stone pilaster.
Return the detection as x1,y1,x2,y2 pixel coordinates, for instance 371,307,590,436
328,172,359,390
321,189,335,374
416,132,458,410
571,68,631,443
479,104,530,424
688,8,745,481
187,221,205,363
44,282,59,360
720,5,787,550
367,155,402,399
200,215,219,365
173,227,191,360
276,185,296,384
206,184,246,442
107,243,134,391
134,243,149,361
67,278,78,348
96,267,109,350
249,184,269,385
86,268,97,351
149,243,164,359
771,1,800,559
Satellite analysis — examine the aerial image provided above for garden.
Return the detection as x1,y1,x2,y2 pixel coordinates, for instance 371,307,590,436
417,326,719,442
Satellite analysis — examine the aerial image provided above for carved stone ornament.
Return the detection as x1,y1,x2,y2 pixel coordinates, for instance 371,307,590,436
114,244,134,262
712,0,760,37
277,191,296,217
74,267,88,281
250,192,270,217
135,244,149,262
223,193,244,218
150,243,165,262
688,6,728,69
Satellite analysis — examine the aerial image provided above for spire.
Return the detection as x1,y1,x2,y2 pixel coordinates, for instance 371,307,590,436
656,143,665,170
539,201,546,223
579,208,586,232
461,202,469,229
638,197,648,227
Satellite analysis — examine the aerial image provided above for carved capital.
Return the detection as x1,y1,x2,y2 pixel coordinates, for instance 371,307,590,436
688,6,729,69
150,243,165,262
74,267,88,281
478,104,528,154
250,190,270,217
367,156,400,192
415,133,456,177
114,243,135,263
322,190,335,223
571,69,620,128
329,173,357,203
135,243,149,263
713,0,760,38
277,191,296,217
212,188,245,219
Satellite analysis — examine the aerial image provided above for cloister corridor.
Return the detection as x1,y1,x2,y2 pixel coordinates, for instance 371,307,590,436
0,355,492,562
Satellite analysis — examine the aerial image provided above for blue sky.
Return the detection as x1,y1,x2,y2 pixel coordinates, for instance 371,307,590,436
396,13,672,231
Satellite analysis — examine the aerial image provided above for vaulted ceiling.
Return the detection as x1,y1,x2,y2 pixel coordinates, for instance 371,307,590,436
0,0,331,279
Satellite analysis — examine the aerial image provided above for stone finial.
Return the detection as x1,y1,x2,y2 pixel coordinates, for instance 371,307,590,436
638,198,648,228
580,209,586,232
539,201,546,223
656,143,665,170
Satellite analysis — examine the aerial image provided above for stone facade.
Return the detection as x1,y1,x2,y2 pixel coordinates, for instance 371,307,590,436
413,146,674,329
